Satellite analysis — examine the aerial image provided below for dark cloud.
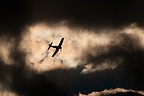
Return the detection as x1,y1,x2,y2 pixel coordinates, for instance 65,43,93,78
0,0,32,37
1,0,144,36
11,68,73,96
0,44,73,96
0,0,144,96
30,0,144,27
73,32,144,94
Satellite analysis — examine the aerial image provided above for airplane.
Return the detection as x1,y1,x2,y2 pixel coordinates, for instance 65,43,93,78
48,38,64,57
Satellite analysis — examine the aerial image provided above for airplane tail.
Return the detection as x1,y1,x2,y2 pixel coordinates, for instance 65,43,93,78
48,42,53,50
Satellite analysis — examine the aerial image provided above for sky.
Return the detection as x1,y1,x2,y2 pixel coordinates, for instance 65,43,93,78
0,0,144,96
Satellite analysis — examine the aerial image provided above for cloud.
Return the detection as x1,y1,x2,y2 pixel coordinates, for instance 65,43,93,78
72,24,144,94
0,46,73,96
0,0,144,95
79,88,144,96
1,21,144,95
1,0,144,37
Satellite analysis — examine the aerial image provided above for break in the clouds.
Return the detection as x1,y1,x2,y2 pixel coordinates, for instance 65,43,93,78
20,23,113,70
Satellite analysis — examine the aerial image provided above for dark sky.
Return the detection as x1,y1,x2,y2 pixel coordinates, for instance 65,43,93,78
0,0,144,96
1,0,144,35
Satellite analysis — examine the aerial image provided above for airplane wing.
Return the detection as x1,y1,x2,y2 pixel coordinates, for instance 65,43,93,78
52,48,59,57
58,38,64,47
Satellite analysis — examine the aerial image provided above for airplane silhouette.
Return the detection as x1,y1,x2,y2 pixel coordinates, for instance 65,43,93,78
48,38,64,57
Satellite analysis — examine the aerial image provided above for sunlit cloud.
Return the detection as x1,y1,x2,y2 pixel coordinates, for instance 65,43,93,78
79,88,144,96
18,22,144,74
0,22,144,95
